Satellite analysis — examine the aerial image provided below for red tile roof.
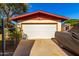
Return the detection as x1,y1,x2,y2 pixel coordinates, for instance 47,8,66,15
11,10,68,21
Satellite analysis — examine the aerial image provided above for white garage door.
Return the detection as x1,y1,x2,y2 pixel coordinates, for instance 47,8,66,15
22,24,57,39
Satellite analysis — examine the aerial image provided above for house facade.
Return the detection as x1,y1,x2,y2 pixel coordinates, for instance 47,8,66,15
63,23,71,31
63,20,79,31
12,11,68,39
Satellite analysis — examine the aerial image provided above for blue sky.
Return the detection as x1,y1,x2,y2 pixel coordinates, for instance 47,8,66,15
27,3,79,19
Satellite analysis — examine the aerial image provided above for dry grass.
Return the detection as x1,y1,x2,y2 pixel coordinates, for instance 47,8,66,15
0,34,2,40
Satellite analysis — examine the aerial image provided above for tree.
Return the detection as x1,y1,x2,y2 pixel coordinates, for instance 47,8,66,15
0,3,28,35
64,19,78,26
0,3,28,26
0,3,28,56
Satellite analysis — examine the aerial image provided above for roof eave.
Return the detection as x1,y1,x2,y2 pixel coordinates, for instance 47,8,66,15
11,10,69,21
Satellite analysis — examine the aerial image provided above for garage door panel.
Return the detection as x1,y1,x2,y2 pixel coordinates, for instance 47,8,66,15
22,24,57,39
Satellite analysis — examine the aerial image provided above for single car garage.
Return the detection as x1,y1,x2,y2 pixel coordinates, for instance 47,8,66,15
12,11,68,40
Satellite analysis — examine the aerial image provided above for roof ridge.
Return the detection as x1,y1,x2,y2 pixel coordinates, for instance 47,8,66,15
11,10,68,21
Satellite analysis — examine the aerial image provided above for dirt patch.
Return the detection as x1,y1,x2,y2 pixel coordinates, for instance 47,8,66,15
13,40,35,56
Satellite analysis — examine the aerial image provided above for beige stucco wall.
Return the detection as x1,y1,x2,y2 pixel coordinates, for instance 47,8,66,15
17,19,62,31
